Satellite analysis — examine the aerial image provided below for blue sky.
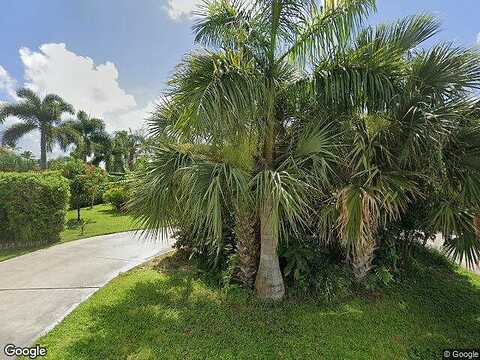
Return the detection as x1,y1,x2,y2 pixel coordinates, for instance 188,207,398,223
0,0,479,154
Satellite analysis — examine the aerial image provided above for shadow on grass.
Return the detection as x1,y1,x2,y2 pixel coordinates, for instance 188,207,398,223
43,253,480,360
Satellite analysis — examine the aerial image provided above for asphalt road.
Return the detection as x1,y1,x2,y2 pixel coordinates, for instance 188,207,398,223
0,231,173,358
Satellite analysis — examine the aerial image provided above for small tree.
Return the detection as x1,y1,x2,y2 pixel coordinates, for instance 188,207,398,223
83,165,108,208
70,175,89,221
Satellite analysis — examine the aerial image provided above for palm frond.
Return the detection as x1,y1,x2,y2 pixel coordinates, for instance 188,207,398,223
1,122,37,147
443,231,480,269
253,169,312,241
281,0,376,66
167,50,265,138
0,102,39,123
356,14,440,53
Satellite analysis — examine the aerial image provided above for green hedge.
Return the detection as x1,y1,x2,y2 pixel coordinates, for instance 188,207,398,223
0,171,70,249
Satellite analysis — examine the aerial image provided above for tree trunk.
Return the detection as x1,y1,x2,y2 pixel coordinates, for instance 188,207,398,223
351,242,376,281
255,199,285,300
40,128,47,170
234,208,258,287
254,99,285,300
77,206,81,222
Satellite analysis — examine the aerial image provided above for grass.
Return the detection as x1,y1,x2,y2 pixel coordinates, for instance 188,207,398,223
61,204,140,242
0,204,139,262
37,251,480,360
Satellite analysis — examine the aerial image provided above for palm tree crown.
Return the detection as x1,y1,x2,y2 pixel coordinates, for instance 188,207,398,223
0,88,76,169
129,0,480,299
63,110,105,161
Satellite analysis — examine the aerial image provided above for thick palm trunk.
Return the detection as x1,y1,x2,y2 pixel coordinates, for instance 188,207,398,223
351,242,375,281
254,104,285,300
40,128,47,170
234,208,258,287
255,199,285,300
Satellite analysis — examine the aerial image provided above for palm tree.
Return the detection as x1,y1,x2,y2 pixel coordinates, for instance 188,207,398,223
0,88,76,169
129,0,480,299
63,110,105,161
92,130,143,173
125,129,146,170
91,131,115,172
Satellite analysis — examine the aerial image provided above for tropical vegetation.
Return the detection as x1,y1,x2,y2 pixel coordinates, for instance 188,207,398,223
0,89,77,169
0,171,70,249
129,0,480,300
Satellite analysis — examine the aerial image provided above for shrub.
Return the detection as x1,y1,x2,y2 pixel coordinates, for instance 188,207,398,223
0,148,37,172
0,172,70,249
51,158,108,210
103,185,129,212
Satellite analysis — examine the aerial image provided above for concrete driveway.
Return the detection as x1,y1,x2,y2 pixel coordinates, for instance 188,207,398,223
0,231,173,357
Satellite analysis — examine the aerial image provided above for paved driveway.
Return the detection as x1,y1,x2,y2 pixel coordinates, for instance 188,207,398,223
0,231,173,357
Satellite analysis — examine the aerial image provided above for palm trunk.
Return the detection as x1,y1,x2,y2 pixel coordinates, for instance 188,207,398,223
254,106,285,299
40,128,47,170
352,242,375,281
234,208,258,287
255,198,285,299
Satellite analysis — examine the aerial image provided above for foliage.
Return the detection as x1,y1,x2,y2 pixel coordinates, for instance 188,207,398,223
51,158,108,211
0,88,76,169
92,129,146,173
279,240,354,300
0,171,70,248
103,184,129,212
37,252,480,359
62,110,106,161
0,147,37,172
130,0,480,299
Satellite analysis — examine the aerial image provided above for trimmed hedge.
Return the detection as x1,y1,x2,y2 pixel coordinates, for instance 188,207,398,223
0,171,70,249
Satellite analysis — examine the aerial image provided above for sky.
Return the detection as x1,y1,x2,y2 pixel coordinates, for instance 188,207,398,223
1,0,480,156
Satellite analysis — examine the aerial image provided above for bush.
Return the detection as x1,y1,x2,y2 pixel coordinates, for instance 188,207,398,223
51,158,108,209
0,172,70,249
103,185,129,212
0,148,37,172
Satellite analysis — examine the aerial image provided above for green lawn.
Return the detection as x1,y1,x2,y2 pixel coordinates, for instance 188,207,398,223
37,252,480,360
61,204,140,242
0,204,139,262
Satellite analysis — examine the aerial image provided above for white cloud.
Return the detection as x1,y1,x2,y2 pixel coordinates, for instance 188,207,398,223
106,97,160,132
19,43,137,120
0,65,17,100
165,0,199,19
477,32,480,45
1,43,157,157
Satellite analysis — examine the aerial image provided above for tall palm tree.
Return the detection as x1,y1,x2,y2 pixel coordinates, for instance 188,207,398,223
63,110,105,161
91,131,115,172
125,129,146,170
130,0,480,299
0,88,76,169
92,130,143,173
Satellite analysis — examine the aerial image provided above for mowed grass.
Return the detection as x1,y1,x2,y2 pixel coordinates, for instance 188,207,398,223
0,204,139,262
37,252,480,360
61,204,140,242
